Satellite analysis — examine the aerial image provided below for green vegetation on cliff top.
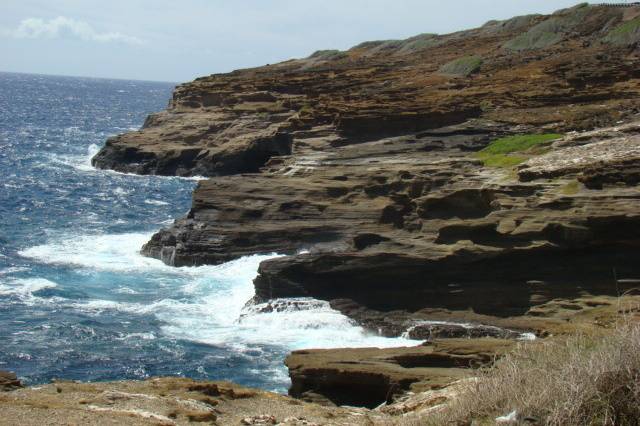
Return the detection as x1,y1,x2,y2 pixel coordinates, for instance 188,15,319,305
308,49,348,61
503,5,594,51
603,17,640,46
439,56,483,77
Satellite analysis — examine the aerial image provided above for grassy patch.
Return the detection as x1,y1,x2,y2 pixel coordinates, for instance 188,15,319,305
504,30,562,51
480,134,562,155
307,49,347,61
504,16,565,51
477,154,527,168
439,56,483,77
503,6,595,51
351,40,396,50
475,133,562,168
428,321,640,425
489,14,540,34
396,33,441,54
602,17,640,46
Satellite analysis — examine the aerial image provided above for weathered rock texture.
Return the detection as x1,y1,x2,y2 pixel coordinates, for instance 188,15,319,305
92,2,640,408
285,339,514,408
0,377,383,425
93,4,640,178
285,294,640,408
93,1,640,328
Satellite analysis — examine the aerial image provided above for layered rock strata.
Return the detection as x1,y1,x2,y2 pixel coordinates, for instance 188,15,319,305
91,2,640,409
285,339,514,408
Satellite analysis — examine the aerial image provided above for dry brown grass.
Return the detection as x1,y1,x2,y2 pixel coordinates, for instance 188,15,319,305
425,320,640,425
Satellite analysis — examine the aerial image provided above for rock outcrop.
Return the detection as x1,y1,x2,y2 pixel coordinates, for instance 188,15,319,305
285,339,514,408
285,294,640,408
91,2,640,409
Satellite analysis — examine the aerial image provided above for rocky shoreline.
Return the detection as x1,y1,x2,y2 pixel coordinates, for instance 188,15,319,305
2,294,639,424
45,2,640,423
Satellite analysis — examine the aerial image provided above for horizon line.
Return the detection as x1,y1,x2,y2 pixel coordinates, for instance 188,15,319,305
0,69,179,85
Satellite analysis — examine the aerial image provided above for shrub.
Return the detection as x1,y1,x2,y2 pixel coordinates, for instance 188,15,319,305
439,56,483,77
396,34,441,54
430,321,640,425
307,50,347,61
602,17,640,46
503,6,594,51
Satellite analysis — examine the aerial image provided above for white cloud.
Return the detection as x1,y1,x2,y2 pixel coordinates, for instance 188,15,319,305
1,16,144,45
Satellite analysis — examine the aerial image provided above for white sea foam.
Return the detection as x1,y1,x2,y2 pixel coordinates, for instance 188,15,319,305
0,277,57,299
18,231,418,352
84,143,101,163
114,286,139,294
144,199,169,206
20,232,176,273
49,143,101,172
0,266,29,275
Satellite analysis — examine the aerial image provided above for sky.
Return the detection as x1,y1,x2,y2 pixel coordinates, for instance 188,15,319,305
1,0,584,83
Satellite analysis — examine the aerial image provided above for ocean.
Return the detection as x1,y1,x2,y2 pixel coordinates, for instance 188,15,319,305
0,72,413,392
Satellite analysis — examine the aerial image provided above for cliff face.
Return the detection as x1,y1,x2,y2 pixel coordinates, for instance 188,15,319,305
95,4,640,312
91,3,640,406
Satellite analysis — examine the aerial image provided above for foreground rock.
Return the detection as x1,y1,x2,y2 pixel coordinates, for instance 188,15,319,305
0,371,22,391
0,376,470,425
0,378,354,425
286,339,513,408
2,297,637,424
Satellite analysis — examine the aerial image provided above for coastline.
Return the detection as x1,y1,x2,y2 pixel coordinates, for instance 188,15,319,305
3,3,640,424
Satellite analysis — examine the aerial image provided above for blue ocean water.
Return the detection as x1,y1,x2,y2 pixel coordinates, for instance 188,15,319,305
0,72,413,391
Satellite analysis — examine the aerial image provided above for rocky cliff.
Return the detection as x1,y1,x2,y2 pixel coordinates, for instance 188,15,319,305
92,2,640,410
